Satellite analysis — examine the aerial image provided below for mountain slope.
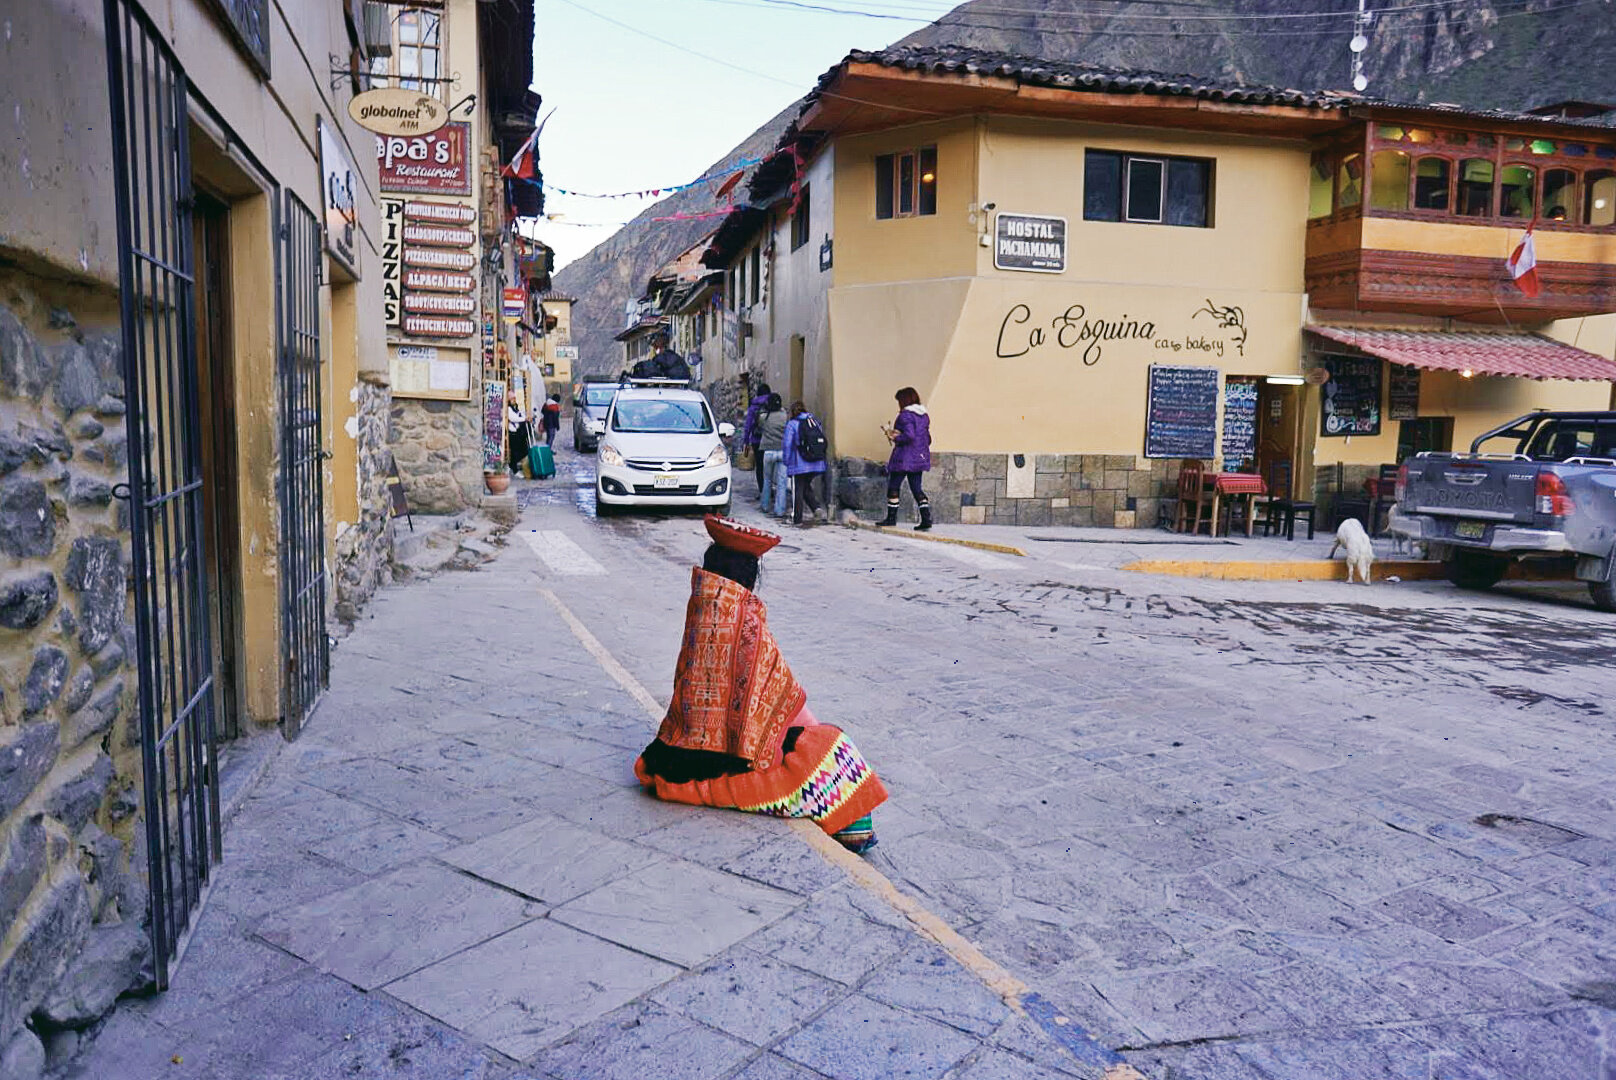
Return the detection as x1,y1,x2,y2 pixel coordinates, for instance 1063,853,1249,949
555,0,1616,372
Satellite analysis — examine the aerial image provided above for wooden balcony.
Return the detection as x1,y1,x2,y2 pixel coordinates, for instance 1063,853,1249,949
1306,214,1616,322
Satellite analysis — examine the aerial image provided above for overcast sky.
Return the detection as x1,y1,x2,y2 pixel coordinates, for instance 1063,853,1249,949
531,0,955,269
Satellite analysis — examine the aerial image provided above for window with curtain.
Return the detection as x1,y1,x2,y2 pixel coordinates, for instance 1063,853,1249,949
1585,170,1616,227
1371,151,1410,211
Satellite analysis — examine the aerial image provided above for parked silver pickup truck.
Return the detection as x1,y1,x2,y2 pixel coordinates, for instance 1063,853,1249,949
1388,410,1616,611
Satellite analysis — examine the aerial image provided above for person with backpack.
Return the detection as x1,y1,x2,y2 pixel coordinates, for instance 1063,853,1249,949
539,394,562,448
741,380,772,493
782,401,828,526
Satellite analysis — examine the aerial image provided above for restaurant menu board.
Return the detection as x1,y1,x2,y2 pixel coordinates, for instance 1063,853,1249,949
1145,364,1219,459
1388,363,1421,421
390,345,471,401
1320,355,1382,436
1221,377,1259,466
483,381,507,473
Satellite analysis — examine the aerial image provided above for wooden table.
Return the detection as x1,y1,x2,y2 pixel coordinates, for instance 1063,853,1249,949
1207,472,1267,536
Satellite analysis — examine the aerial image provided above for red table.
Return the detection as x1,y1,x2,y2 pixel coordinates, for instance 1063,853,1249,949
1207,472,1267,536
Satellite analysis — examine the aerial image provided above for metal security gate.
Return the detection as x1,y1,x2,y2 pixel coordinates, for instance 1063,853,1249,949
278,193,329,738
104,0,221,988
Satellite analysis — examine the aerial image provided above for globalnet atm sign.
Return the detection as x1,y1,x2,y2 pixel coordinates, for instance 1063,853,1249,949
993,213,1066,274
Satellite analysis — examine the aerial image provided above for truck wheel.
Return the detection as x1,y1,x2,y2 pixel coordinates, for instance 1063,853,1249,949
1445,550,1507,591
1590,578,1616,613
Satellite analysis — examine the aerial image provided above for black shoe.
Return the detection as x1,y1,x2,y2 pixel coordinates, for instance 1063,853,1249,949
880,505,899,527
915,504,933,531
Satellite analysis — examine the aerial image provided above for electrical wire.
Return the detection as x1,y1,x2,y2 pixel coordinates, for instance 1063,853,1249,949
706,0,1602,23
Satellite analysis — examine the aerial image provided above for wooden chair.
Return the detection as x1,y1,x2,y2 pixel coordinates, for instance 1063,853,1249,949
1260,460,1317,541
1174,460,1211,535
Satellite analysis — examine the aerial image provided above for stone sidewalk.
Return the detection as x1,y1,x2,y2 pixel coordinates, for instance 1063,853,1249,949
58,536,1108,1080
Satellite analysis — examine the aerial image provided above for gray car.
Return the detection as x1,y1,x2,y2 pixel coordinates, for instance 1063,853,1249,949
571,381,618,452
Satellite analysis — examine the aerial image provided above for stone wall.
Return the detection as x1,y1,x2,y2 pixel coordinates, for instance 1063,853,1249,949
0,272,148,1073
388,399,484,515
332,378,395,623
837,453,1186,528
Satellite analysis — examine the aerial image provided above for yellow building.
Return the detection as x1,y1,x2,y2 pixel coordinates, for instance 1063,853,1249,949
700,46,1616,527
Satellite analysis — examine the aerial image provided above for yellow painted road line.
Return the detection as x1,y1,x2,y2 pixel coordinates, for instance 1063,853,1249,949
539,581,1147,1080
1124,558,1449,582
843,519,1028,557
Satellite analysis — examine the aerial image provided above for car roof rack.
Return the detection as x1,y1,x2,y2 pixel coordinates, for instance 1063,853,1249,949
617,376,693,389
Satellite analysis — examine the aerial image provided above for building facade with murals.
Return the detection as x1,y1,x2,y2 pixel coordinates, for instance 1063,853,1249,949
698,46,1616,527
380,0,543,512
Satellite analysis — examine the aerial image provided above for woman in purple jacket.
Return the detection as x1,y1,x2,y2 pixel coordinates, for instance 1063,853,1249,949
882,387,932,530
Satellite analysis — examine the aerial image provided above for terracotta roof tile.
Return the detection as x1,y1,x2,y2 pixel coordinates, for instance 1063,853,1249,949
1307,325,1616,381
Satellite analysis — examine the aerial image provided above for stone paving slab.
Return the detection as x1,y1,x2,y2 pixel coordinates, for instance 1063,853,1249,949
550,859,802,968
385,919,682,1060
254,861,543,989
774,995,981,1080
441,813,664,904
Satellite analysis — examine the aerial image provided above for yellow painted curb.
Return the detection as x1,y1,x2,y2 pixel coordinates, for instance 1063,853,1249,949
1123,559,1449,582
1122,558,1573,582
844,519,1028,557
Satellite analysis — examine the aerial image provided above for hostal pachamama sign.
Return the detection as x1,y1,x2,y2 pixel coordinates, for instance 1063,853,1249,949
378,122,472,195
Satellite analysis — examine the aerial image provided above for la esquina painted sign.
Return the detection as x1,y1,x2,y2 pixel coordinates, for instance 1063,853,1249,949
996,299,1248,367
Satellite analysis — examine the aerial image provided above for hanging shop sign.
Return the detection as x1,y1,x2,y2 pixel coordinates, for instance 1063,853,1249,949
555,346,579,362
994,213,1066,274
403,268,475,293
403,246,476,272
502,286,526,325
349,87,448,137
381,197,404,328
378,122,472,195
318,117,360,278
402,223,476,248
404,293,477,316
404,200,477,225
403,314,477,338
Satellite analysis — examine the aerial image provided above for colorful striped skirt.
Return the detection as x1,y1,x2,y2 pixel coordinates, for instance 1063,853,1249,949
635,723,887,838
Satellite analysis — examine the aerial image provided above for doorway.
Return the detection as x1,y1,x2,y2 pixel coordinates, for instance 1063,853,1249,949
1257,380,1302,497
192,189,244,740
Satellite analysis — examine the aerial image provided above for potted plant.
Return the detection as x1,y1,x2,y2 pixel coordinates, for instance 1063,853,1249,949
485,470,510,495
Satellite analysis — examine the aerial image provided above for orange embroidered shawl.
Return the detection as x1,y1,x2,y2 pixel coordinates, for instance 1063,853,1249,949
656,567,807,770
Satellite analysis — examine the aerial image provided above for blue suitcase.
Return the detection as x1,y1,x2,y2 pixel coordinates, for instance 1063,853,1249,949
528,443,555,479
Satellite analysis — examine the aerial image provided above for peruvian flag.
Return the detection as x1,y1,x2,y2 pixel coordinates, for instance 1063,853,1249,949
1508,223,1541,298
502,129,538,181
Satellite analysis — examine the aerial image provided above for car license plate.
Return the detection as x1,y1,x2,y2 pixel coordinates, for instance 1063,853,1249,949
1455,521,1486,540
654,474,679,489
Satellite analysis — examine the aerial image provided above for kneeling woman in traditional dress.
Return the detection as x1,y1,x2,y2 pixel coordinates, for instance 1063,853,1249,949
634,516,887,853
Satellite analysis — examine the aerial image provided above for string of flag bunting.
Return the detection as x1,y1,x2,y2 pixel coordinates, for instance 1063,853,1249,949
544,157,765,200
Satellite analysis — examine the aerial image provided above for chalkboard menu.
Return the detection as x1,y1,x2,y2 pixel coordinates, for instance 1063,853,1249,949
1388,363,1421,421
1222,378,1259,465
483,380,507,473
1145,364,1219,459
1320,355,1382,437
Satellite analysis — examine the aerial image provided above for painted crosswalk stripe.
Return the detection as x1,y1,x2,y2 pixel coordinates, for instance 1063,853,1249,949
521,530,606,576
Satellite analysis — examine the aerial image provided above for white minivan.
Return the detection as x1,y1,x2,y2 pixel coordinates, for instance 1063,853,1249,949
595,383,733,514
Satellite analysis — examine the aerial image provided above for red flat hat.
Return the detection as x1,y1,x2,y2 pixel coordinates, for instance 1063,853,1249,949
704,515,782,557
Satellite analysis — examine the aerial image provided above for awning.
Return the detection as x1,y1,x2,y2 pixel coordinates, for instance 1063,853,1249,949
1307,325,1616,381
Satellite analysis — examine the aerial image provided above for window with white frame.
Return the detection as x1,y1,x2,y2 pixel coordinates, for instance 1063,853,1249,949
368,7,444,97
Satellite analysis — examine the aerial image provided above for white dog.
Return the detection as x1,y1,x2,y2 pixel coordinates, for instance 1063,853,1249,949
1329,517,1375,585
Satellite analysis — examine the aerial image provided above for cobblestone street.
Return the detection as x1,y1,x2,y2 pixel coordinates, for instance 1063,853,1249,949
66,445,1616,1079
